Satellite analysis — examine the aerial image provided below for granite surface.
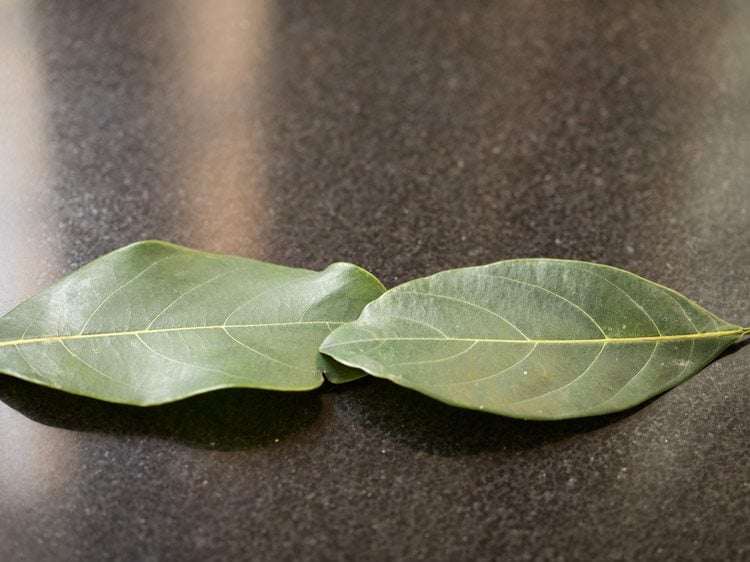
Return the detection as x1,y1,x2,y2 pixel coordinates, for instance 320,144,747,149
1,1,748,560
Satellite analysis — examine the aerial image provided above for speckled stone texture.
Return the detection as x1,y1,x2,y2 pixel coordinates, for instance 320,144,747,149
0,1,748,561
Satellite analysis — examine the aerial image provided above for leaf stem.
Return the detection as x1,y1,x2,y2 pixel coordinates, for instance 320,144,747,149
743,327,750,337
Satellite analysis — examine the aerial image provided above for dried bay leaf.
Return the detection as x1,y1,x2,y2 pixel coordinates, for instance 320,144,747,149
0,241,384,405
320,259,747,420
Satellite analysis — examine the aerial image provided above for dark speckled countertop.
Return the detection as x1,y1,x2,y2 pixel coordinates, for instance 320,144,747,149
1,2,748,561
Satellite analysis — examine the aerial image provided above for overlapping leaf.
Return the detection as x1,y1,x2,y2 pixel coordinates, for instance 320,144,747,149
321,259,746,420
0,241,384,405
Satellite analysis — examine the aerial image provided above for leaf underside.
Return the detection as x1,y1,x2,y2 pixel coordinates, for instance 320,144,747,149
320,259,744,420
0,241,384,405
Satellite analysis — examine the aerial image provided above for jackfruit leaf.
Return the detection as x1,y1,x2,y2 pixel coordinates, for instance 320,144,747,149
0,241,384,405
320,259,747,420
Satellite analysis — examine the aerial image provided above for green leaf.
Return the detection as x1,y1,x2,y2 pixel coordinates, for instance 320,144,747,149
320,259,746,420
0,241,384,405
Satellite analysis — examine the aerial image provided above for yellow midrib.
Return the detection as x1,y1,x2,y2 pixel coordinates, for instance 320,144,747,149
322,327,748,347
1,325,746,349
0,321,341,348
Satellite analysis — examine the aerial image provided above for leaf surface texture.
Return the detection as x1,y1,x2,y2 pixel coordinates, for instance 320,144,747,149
0,241,384,404
321,259,744,419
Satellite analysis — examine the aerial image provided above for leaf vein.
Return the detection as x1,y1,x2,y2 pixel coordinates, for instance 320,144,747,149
664,290,701,333
382,314,449,338
220,327,305,372
320,328,743,348
222,284,287,326
586,342,660,410
432,342,538,387
395,290,529,340
390,341,477,368
585,269,662,336
135,334,250,382
59,340,139,391
13,344,46,379
78,254,173,335
0,321,343,348
504,343,607,406
146,268,239,329
477,272,607,337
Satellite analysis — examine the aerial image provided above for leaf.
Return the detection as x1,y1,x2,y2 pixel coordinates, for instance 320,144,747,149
320,259,747,420
0,241,384,405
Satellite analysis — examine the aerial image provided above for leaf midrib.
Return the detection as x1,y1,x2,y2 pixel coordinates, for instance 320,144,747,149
0,320,342,348
322,327,746,348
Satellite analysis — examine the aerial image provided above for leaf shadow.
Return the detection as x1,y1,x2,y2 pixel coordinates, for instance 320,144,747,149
333,377,649,457
715,337,750,360
330,339,750,457
0,377,321,451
